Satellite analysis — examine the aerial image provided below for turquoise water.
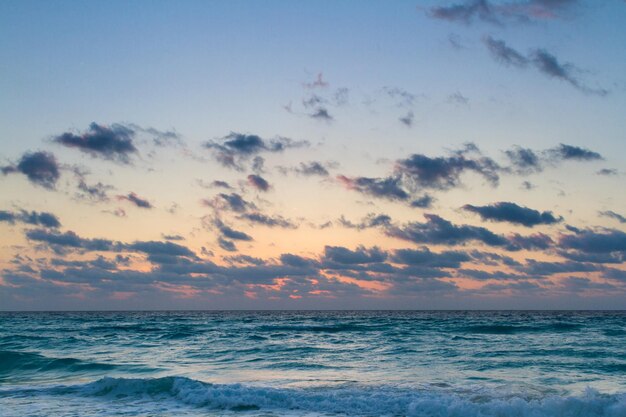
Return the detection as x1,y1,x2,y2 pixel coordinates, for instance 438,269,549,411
1,311,625,416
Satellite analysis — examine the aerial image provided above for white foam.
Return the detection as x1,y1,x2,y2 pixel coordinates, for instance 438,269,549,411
68,376,626,417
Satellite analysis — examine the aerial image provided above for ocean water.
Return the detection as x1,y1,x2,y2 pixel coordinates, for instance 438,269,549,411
1,311,625,417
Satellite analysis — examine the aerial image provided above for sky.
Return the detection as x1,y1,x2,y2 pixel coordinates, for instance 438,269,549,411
1,0,625,310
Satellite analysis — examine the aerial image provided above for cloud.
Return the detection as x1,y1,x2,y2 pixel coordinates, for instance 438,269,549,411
548,144,603,161
399,111,414,127
531,50,608,96
218,237,237,252
484,36,530,67
410,194,434,209
386,214,509,247
463,202,562,227
505,146,542,173
396,147,500,190
294,161,330,177
117,192,153,209
599,210,626,224
53,122,137,163
596,168,618,176
247,174,270,192
204,132,308,170
484,37,608,95
427,0,578,25
214,219,253,241
504,143,603,173
77,179,113,202
204,193,256,213
392,247,470,268
126,240,196,259
323,245,387,264
560,228,626,254
337,175,409,201
26,229,117,252
339,213,392,230
238,212,297,229
507,232,553,250
309,107,334,121
2,151,60,189
0,209,61,228
162,234,185,241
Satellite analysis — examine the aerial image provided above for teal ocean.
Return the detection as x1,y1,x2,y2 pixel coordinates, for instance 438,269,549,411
1,311,625,416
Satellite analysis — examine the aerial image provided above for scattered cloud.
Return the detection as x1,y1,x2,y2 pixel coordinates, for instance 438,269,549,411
247,174,270,192
0,209,61,228
2,151,61,189
117,192,153,209
599,210,626,224
427,0,579,25
484,36,608,96
204,132,308,170
53,122,137,163
463,202,562,227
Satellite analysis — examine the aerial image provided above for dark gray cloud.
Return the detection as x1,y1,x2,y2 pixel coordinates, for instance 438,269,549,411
504,143,603,173
337,175,410,201
392,247,470,268
204,193,256,213
410,194,434,209
323,245,387,265
53,122,137,163
126,240,196,258
238,212,297,229
507,232,553,250
548,144,603,161
295,161,330,177
309,107,334,121
218,237,237,252
0,209,61,228
247,174,270,192
77,179,112,202
204,132,308,170
386,214,509,247
26,229,117,252
599,210,626,224
2,151,60,189
505,146,541,173
339,213,392,230
117,192,153,209
214,219,253,241
484,37,608,96
560,228,626,254
558,250,624,264
428,0,578,25
162,234,185,241
463,201,562,227
484,36,529,67
396,147,500,190
515,259,602,276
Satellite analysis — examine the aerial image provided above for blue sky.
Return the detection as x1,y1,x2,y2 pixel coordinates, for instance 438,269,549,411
1,0,625,310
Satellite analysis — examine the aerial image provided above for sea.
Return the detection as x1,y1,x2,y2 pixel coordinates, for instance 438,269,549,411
0,311,625,416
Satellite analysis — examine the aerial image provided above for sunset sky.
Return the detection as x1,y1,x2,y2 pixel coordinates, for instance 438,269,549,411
1,0,625,310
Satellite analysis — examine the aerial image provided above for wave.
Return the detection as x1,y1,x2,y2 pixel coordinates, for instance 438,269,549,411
0,350,117,378
461,322,582,335
5,376,625,417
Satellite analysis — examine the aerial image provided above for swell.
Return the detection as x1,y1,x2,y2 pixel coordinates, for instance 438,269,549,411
3,376,625,417
0,350,117,377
